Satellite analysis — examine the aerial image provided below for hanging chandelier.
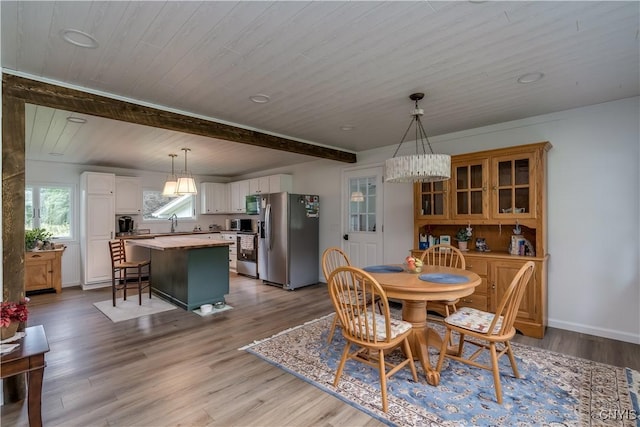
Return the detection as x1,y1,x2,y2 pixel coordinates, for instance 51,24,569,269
175,148,198,195
385,93,451,183
162,154,179,197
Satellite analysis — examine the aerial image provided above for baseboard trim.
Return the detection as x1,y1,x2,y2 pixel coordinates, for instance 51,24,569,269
81,282,110,291
548,318,640,344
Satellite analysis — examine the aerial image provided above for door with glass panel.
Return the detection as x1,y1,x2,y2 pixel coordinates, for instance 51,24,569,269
491,152,536,219
342,167,383,268
452,159,489,219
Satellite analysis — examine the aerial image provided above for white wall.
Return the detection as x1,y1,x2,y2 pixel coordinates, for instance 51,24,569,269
256,97,640,344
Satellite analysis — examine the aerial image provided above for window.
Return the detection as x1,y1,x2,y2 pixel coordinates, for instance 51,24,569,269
142,190,195,220
25,184,73,239
349,176,376,232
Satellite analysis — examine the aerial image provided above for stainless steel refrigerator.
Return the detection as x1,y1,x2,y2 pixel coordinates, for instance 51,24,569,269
258,192,319,290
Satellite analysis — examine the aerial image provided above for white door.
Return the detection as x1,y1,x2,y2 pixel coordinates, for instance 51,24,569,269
342,166,383,267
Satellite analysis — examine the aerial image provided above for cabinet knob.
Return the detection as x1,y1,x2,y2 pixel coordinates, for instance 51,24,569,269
492,283,496,289
462,298,473,303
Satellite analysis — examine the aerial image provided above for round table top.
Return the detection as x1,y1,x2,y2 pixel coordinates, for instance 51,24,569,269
366,265,481,301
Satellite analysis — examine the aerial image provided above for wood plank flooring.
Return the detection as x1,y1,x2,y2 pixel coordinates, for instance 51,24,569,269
2,274,639,426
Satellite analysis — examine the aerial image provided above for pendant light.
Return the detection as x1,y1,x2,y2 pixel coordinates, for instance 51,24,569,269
385,93,451,183
175,148,198,195
162,154,179,197
350,191,364,202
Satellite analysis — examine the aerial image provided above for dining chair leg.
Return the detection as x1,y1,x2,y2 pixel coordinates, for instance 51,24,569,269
403,338,418,381
489,342,503,404
112,275,117,307
378,349,388,413
505,341,520,378
436,329,451,373
333,343,351,387
456,333,466,356
138,265,143,305
148,263,152,300
327,316,339,343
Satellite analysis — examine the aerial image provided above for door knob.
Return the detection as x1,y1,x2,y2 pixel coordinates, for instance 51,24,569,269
343,234,349,241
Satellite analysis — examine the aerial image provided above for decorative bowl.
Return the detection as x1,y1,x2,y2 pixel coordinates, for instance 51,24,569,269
403,263,422,274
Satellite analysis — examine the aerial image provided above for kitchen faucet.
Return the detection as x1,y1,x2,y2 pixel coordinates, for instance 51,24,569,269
169,214,178,233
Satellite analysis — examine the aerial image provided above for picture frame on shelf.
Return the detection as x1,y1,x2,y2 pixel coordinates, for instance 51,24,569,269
439,235,451,250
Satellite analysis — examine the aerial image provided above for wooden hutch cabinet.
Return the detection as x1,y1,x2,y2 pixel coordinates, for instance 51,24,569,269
412,142,551,338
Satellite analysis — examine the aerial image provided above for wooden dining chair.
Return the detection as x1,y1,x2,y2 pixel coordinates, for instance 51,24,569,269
435,261,535,404
108,240,151,307
321,247,382,343
328,265,418,413
419,244,467,317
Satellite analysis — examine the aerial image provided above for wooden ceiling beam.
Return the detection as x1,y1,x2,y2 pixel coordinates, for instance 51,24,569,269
3,74,357,164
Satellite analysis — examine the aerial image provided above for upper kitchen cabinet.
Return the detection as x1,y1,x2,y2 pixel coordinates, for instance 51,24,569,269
268,174,293,193
201,182,229,214
229,180,250,213
86,171,115,194
491,151,537,220
115,176,142,214
249,174,293,195
249,176,270,195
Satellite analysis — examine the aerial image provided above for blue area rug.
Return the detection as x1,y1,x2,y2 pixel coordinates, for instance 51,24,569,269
241,313,640,426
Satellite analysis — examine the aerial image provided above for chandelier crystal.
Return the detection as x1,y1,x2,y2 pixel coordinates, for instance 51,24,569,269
385,93,451,183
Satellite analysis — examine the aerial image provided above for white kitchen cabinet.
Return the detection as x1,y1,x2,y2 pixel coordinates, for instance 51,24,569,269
80,172,116,286
249,176,270,194
200,182,229,214
115,176,142,214
221,233,237,270
229,180,249,213
268,174,293,193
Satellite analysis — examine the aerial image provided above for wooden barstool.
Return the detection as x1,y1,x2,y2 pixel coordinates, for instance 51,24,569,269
108,240,151,307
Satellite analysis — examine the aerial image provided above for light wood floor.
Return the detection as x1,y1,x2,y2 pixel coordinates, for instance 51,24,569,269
2,274,639,426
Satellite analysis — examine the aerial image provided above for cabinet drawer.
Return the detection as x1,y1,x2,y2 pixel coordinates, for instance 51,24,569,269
458,293,487,311
25,251,56,261
465,258,488,275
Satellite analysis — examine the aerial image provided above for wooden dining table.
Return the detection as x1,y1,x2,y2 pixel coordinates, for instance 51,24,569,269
367,265,481,386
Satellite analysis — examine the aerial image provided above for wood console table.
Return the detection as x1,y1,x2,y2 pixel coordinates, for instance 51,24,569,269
1,325,50,427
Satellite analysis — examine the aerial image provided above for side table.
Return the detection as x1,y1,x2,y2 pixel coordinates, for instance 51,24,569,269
1,325,50,427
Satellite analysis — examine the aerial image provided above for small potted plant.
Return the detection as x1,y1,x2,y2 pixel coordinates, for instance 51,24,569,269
25,228,53,251
455,226,473,251
1,297,29,339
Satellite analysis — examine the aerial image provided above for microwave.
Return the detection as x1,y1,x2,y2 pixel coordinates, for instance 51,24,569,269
230,218,254,232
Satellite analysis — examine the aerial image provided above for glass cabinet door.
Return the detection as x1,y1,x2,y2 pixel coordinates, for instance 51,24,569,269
415,180,449,219
491,153,535,218
452,159,489,219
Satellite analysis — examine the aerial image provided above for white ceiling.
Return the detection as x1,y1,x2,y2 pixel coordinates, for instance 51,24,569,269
3,1,639,177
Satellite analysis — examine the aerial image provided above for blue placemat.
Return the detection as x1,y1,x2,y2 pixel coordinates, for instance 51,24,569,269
363,265,404,273
419,273,468,284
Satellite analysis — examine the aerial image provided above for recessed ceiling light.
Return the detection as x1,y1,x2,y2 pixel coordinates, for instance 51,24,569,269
249,94,270,104
340,125,355,131
517,72,545,84
61,29,99,49
66,116,87,124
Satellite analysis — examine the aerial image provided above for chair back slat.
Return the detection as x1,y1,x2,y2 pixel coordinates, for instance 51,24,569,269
109,240,127,266
488,261,535,335
322,247,350,282
419,244,466,270
328,266,391,345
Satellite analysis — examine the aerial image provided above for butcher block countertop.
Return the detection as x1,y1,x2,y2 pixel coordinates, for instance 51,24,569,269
127,236,232,251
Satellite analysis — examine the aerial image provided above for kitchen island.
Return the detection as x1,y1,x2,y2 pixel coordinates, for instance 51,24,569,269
127,236,232,310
